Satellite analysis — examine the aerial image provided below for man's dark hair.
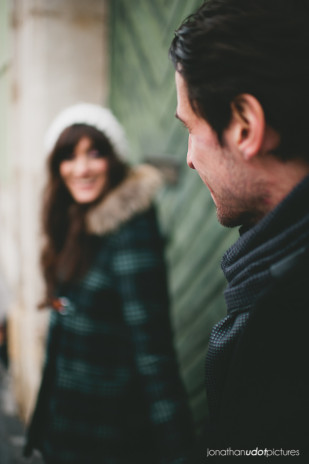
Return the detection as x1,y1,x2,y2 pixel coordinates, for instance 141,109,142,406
170,0,309,160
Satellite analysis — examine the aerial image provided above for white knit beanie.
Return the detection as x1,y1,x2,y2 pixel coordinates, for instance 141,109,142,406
44,103,129,159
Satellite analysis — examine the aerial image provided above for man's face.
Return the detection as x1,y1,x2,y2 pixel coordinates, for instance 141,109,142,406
175,71,266,228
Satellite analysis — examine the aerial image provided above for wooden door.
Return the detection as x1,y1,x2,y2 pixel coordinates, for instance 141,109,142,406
109,0,238,431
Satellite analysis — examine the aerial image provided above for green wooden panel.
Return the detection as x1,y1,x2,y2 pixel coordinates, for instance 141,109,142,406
108,0,238,432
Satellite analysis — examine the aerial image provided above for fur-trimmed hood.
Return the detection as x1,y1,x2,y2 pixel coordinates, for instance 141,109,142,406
86,164,163,236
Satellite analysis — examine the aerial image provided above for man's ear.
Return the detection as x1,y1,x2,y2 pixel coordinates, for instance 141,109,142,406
228,94,265,161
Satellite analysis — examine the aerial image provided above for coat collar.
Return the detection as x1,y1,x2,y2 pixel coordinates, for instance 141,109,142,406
86,164,162,236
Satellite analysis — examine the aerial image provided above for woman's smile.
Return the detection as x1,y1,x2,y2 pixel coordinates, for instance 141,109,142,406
59,136,108,204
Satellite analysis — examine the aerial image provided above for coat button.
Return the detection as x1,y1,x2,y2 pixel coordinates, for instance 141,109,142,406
51,297,74,315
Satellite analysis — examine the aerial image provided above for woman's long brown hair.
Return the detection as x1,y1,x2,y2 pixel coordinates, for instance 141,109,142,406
40,123,128,307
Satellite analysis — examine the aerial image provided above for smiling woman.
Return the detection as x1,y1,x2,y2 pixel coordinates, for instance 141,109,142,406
24,103,193,464
59,135,109,204
40,113,129,296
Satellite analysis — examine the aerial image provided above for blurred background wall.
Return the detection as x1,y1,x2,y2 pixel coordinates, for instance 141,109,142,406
0,0,237,434
0,0,109,421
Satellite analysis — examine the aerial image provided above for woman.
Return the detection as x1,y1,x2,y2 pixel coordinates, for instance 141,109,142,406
24,103,193,464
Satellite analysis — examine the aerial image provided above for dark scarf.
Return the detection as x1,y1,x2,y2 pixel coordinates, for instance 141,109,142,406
205,174,309,420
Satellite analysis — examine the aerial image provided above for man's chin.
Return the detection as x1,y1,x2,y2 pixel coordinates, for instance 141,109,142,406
217,208,261,230
217,213,241,228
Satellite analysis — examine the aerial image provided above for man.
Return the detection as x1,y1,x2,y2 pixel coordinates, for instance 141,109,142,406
170,0,309,459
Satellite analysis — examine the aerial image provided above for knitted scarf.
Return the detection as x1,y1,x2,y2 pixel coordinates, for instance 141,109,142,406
205,174,309,419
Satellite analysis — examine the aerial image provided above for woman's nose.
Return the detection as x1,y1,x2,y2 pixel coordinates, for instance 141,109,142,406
73,155,90,175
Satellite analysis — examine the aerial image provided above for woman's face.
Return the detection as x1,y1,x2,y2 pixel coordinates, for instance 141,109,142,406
59,136,109,204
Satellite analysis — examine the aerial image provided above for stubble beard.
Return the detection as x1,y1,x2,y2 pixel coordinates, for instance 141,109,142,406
216,206,261,229
215,189,269,230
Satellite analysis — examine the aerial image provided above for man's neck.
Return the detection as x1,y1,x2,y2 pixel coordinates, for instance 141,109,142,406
251,156,309,224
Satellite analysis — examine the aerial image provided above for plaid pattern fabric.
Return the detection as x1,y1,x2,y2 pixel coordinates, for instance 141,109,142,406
25,207,193,464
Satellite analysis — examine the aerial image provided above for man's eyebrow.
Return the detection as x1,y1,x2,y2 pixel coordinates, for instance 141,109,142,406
175,111,181,121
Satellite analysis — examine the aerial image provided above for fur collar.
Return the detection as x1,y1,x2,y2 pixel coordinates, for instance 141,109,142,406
86,164,162,236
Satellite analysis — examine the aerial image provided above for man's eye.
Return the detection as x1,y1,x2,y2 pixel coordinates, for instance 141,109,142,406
179,120,189,132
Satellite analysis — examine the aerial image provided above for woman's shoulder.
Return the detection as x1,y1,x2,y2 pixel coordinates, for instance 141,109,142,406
86,164,163,237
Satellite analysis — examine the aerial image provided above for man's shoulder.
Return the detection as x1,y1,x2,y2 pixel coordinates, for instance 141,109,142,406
232,246,309,375
218,246,309,453
260,245,309,312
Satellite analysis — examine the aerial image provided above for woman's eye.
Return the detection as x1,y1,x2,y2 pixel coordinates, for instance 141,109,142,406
88,149,103,159
62,153,74,161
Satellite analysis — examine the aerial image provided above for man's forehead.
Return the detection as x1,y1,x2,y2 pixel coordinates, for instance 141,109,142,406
175,71,201,131
175,72,190,115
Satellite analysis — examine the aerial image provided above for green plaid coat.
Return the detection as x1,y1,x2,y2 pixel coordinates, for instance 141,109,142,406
24,166,193,464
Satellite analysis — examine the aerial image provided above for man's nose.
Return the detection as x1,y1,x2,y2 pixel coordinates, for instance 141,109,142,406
186,137,195,169
187,153,195,169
